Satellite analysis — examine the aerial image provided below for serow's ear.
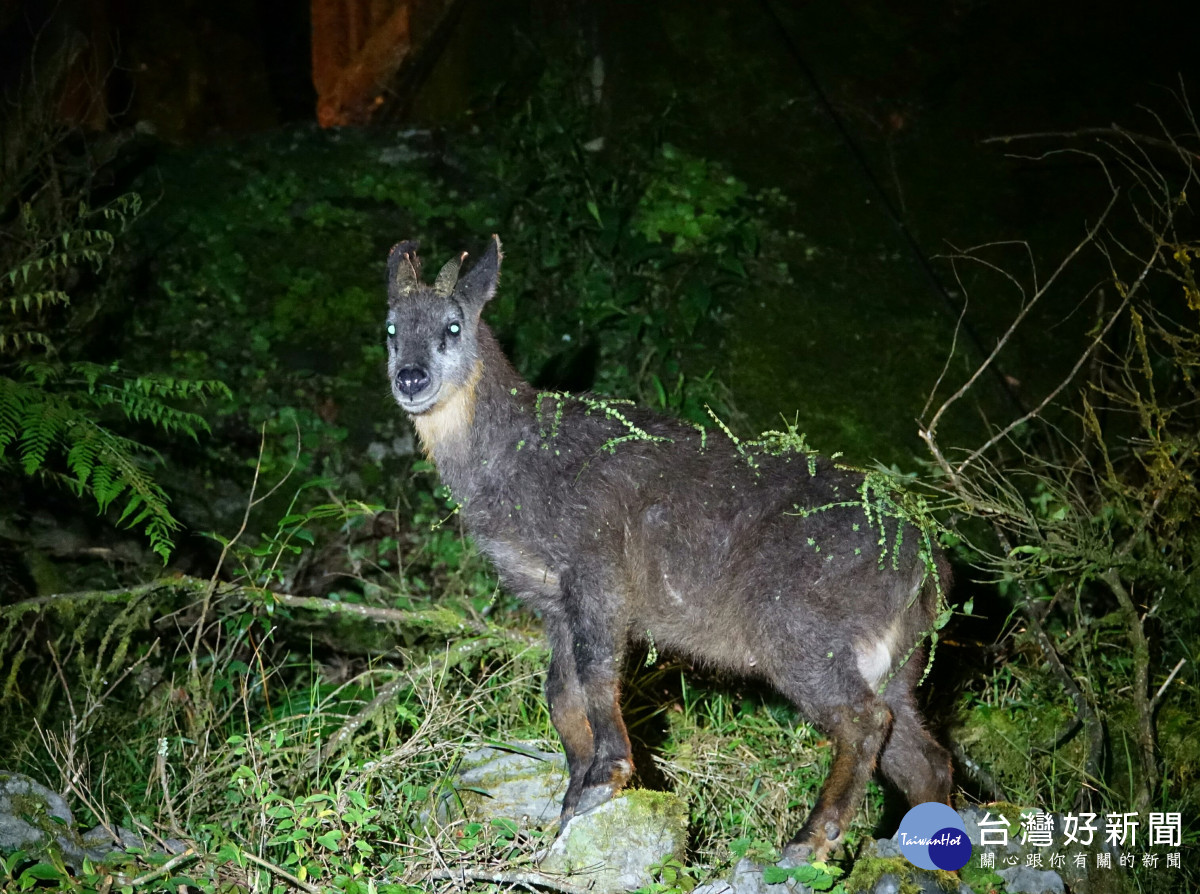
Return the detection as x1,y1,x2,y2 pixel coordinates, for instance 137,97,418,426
455,234,502,309
387,240,422,297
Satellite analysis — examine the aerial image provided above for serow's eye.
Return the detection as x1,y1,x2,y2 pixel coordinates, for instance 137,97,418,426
447,322,462,337
386,323,396,337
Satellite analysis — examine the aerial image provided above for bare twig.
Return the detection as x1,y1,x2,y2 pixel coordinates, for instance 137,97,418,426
241,850,321,894
949,742,1005,803
317,676,410,765
191,421,302,681
338,640,502,785
429,866,600,894
981,125,1200,164
921,181,1121,478
1151,658,1187,712
191,425,265,680
129,847,198,888
1102,570,1155,812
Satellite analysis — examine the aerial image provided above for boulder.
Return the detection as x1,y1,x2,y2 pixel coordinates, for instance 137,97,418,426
540,789,689,893
0,771,184,869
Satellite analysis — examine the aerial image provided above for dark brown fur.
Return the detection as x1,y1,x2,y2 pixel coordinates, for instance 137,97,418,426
384,236,952,861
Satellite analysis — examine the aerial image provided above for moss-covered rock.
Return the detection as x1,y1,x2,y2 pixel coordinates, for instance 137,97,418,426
0,771,75,859
540,789,689,892
0,771,185,870
840,838,967,894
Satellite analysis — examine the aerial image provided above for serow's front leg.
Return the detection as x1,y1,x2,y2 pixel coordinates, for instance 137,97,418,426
543,597,633,827
544,616,596,827
572,631,633,818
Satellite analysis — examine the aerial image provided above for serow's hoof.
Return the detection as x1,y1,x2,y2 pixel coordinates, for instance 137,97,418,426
782,820,841,865
574,782,617,817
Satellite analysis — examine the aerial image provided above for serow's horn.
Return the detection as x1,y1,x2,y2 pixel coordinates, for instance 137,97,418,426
391,243,422,295
433,252,468,296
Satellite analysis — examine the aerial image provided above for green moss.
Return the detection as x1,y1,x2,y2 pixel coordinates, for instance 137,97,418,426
842,854,919,894
957,689,1085,806
623,789,690,823
958,860,1006,893
842,852,962,894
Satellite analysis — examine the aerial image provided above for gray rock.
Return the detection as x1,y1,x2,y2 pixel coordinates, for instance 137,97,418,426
0,771,183,869
870,874,902,894
452,744,568,825
998,865,1066,894
871,837,903,859
852,837,973,894
0,772,75,857
436,743,688,892
693,859,776,894
692,856,876,894
78,824,185,862
539,790,689,893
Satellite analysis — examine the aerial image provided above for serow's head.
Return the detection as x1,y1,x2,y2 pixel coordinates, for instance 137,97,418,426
384,235,501,415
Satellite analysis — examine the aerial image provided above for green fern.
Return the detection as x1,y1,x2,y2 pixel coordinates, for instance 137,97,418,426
1,194,138,354
0,364,229,561
2,191,230,561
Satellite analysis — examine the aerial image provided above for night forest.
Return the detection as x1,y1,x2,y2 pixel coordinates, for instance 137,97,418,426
1,1,1198,892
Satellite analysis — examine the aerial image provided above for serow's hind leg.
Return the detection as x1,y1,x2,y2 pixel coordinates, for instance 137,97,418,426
781,691,893,864
879,661,952,807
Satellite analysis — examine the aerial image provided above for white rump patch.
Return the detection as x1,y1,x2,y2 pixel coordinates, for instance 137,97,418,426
855,619,902,689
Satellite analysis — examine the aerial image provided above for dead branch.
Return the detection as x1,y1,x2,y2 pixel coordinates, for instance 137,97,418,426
128,848,199,888
920,176,1121,480
241,850,320,894
429,866,602,894
982,125,1200,165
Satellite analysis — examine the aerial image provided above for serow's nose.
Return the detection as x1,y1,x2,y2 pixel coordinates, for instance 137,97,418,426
396,366,431,398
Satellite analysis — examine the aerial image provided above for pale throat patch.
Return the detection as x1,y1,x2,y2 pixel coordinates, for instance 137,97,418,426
413,360,483,461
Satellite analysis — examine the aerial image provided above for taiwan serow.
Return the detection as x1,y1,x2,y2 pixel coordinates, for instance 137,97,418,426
383,235,952,862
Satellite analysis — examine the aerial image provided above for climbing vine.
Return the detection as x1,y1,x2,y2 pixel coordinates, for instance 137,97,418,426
535,390,674,455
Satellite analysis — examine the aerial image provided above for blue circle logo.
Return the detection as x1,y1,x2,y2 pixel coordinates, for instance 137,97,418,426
897,803,971,870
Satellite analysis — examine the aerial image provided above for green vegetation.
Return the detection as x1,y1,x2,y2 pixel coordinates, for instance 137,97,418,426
1,48,1197,894
1,192,228,560
917,122,1200,890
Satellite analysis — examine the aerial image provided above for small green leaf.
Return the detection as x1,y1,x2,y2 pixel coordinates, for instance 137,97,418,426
19,863,66,882
762,866,791,884
491,817,519,840
315,830,343,849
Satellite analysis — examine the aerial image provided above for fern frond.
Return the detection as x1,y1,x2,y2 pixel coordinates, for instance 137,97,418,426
3,289,70,315
2,192,143,362
0,188,198,561
17,389,65,474
0,381,20,452
0,365,206,562
65,424,104,484
0,330,52,353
